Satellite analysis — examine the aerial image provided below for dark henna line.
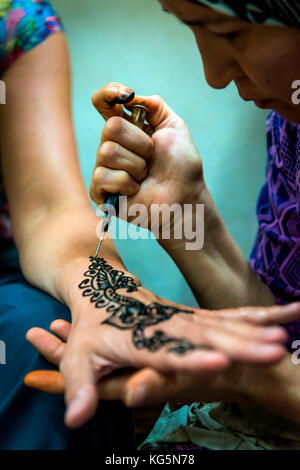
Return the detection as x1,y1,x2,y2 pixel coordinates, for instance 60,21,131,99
79,256,203,356
133,327,197,356
105,91,135,108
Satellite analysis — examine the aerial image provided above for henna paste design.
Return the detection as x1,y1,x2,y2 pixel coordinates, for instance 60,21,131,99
78,256,198,355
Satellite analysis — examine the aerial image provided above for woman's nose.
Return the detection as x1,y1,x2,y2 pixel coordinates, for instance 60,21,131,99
194,31,243,90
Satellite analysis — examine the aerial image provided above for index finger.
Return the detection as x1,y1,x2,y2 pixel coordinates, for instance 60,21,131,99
92,83,179,131
26,327,66,366
92,82,135,121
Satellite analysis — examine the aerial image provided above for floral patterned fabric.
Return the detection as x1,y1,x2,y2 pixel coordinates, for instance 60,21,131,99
0,0,63,240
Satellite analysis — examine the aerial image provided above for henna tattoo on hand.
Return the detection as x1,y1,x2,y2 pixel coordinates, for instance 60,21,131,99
78,256,199,355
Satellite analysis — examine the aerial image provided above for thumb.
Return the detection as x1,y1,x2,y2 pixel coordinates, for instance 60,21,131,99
61,352,98,429
126,94,179,130
121,368,174,408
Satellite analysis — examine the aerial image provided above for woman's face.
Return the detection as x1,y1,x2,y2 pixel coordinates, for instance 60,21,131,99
160,0,300,123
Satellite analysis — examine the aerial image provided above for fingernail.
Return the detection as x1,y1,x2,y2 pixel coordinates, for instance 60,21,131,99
124,385,146,407
131,385,146,407
120,90,135,103
123,387,133,406
105,90,135,107
260,327,287,341
285,302,300,310
65,386,90,423
134,385,146,405
257,344,284,356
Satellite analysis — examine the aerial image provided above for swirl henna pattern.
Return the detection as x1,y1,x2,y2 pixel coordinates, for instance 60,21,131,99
78,256,198,355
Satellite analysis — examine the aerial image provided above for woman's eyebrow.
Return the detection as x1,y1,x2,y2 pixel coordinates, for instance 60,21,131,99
183,17,244,29
182,19,204,26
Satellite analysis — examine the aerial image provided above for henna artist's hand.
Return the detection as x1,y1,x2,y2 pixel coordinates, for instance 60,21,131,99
90,82,205,239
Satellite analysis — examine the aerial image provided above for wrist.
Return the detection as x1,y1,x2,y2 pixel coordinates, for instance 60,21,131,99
54,247,143,320
235,357,300,424
54,248,126,312
158,182,217,254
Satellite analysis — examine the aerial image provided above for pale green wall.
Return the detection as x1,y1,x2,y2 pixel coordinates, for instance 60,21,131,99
52,0,268,307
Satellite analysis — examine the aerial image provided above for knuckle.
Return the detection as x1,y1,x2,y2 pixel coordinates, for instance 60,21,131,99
105,116,124,140
117,170,130,186
98,141,118,164
118,171,139,193
151,94,163,105
93,165,107,182
90,167,107,201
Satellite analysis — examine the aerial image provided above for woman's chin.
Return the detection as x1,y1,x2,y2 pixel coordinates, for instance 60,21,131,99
253,99,300,124
272,102,300,124
254,99,273,109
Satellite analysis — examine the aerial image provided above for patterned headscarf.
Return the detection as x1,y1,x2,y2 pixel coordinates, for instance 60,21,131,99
188,1,300,28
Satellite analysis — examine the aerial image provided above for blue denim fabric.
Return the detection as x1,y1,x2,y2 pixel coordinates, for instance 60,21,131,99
0,240,135,450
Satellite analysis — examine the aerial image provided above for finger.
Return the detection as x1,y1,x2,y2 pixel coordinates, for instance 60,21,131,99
193,312,288,343
125,93,180,129
122,368,179,407
90,167,139,205
128,309,286,372
98,369,134,400
92,82,135,121
24,370,134,398
96,141,148,182
26,327,66,366
50,319,72,342
101,117,153,160
121,368,216,408
24,368,134,400
24,370,65,394
130,338,231,376
178,318,287,364
61,350,99,429
221,302,300,326
92,83,181,132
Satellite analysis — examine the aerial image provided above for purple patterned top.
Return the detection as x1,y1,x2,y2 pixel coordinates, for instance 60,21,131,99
250,110,300,348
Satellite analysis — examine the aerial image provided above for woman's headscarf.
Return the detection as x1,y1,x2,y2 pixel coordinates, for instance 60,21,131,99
188,0,300,28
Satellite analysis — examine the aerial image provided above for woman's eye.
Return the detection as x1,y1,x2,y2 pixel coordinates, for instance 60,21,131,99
222,31,239,39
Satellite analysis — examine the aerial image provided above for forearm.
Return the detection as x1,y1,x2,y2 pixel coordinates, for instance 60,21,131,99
160,184,275,309
241,356,300,424
17,202,127,310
